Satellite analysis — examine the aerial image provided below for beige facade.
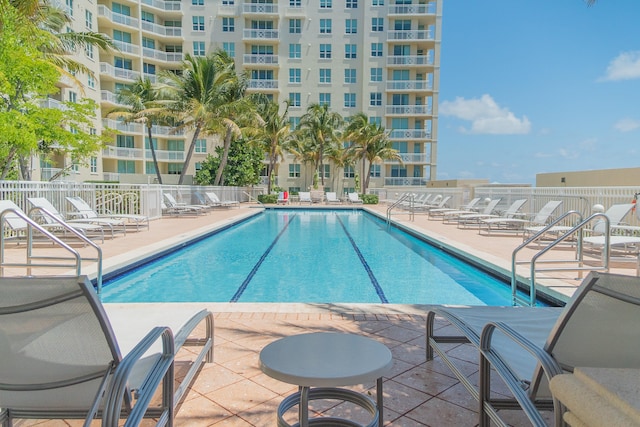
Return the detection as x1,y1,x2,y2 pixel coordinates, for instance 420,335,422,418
41,0,442,190
536,167,640,188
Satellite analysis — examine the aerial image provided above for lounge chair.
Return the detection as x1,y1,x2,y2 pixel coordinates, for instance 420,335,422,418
27,197,112,241
163,193,208,214
66,196,149,231
413,195,452,212
428,197,481,220
581,203,639,262
347,192,363,204
204,192,239,208
479,200,563,236
442,198,502,224
457,198,527,229
325,192,342,204
0,275,213,426
299,191,313,205
426,272,640,426
277,191,289,205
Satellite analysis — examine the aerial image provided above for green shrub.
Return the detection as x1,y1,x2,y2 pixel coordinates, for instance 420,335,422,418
362,194,379,204
258,194,277,204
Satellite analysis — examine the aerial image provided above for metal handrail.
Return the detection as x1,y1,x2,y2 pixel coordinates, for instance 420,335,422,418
386,193,413,224
0,207,104,295
243,191,264,207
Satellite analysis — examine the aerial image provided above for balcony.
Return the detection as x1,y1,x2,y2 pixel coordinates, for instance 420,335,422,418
384,177,429,186
142,47,183,63
97,5,139,29
388,3,436,16
101,90,126,106
100,62,140,81
243,54,279,67
388,129,431,140
386,105,432,116
243,29,279,40
141,0,182,12
247,79,279,91
40,98,68,110
387,30,433,42
102,118,185,136
102,146,186,161
41,168,63,181
103,172,121,182
107,38,140,55
383,153,430,164
141,20,183,38
387,54,433,67
386,80,433,92
242,3,278,15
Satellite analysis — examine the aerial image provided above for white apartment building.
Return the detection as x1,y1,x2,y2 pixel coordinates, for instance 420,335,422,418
40,0,442,192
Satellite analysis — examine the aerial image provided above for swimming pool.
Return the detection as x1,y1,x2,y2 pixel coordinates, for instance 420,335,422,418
102,209,532,305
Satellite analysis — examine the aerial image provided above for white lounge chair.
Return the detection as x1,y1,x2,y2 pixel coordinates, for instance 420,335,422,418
479,200,563,235
428,197,481,219
299,191,313,205
66,196,149,231
0,275,213,426
325,192,342,204
205,192,239,208
581,203,639,263
347,192,363,204
277,191,290,205
426,272,640,426
413,195,452,212
163,193,208,214
442,198,502,224
27,197,112,241
457,198,527,229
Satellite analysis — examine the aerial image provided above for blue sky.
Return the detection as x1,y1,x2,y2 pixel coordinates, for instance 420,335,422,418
436,1,640,184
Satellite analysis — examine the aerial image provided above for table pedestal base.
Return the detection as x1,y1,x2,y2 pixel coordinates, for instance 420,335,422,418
277,387,379,427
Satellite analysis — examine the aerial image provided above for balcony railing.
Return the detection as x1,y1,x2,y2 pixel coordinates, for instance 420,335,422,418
387,30,433,41
247,79,279,90
108,38,139,55
142,47,183,63
243,29,279,40
41,168,63,181
141,20,182,37
97,5,139,28
141,0,182,12
388,129,431,140
386,80,433,91
388,3,436,15
102,146,185,161
242,3,278,14
101,90,125,106
386,105,432,115
103,172,121,182
387,55,433,67
40,98,67,110
384,177,429,186
383,153,430,164
243,54,279,66
102,119,185,136
100,62,140,81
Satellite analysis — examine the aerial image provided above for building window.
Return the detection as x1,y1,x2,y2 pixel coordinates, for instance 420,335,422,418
195,139,207,153
146,162,158,175
345,44,357,59
289,92,301,107
68,91,77,103
222,0,234,4
320,0,332,8
193,41,205,56
117,160,135,174
371,164,381,177
344,69,356,84
371,43,383,57
371,67,383,82
372,17,384,31
319,93,331,107
320,44,332,59
113,30,132,43
192,0,204,4
142,37,155,49
143,63,156,75
289,164,301,178
112,2,130,15
168,139,184,151
346,0,357,8
321,164,330,178
168,164,182,175
87,74,95,88
117,135,134,148
85,44,94,59
90,157,97,173
223,17,235,32
344,166,355,178
320,19,332,34
289,68,301,83
192,16,205,31
345,19,357,34
319,68,331,83
223,42,235,57
85,10,92,29
344,93,356,108
65,0,73,16
289,18,301,34
141,11,154,23
370,116,382,125
372,0,384,5
370,92,382,106
290,0,301,6
289,116,300,129
289,43,301,58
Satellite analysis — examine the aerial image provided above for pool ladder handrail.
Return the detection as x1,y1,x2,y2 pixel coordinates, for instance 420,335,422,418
0,207,103,295
386,193,414,224
511,211,613,307
243,191,264,207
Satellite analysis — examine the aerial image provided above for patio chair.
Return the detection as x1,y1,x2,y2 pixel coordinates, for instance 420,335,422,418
0,275,214,426
299,191,313,205
428,197,481,220
163,193,208,215
325,192,342,204
426,272,640,426
413,195,452,212
277,191,289,205
347,192,363,204
457,198,527,229
204,192,239,208
442,198,502,224
66,196,149,231
161,201,201,217
479,200,563,236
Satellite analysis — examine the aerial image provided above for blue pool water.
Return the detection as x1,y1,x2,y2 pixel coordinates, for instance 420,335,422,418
102,209,527,305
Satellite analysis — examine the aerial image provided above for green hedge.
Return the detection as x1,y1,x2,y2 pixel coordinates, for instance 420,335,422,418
258,194,277,204
362,194,379,204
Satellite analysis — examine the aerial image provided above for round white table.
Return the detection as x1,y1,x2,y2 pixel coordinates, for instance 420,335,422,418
259,332,393,427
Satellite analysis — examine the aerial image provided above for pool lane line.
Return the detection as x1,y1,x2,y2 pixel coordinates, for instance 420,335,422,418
230,213,297,302
336,215,389,304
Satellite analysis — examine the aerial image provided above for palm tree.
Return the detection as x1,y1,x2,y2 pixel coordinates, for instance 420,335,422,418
295,103,343,187
108,77,164,184
251,99,291,193
160,50,251,186
345,113,401,193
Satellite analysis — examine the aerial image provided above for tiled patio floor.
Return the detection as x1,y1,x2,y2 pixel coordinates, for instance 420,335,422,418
8,203,629,426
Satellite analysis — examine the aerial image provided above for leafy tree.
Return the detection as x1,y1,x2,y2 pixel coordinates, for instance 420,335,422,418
194,139,263,187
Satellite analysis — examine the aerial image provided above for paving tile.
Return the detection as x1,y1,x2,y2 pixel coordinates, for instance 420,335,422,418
404,396,478,427
204,379,278,414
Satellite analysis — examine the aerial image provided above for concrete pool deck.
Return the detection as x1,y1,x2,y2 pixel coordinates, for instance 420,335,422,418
7,203,630,426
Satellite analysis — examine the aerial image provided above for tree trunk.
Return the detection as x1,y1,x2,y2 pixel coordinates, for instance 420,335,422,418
0,147,18,180
18,155,31,181
147,124,163,184
364,161,373,194
214,126,233,186
178,125,201,186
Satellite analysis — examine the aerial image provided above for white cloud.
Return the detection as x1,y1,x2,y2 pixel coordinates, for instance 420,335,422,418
601,51,640,81
439,94,531,135
614,118,640,132
579,138,597,151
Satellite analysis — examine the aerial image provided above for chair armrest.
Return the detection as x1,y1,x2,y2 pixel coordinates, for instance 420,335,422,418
102,326,176,427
